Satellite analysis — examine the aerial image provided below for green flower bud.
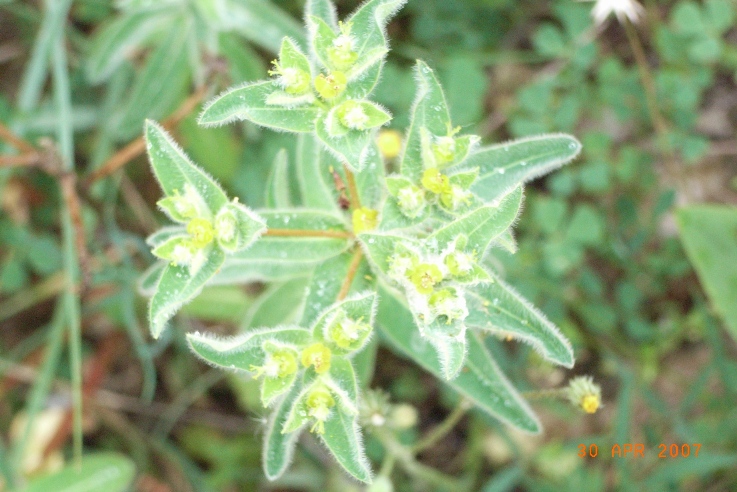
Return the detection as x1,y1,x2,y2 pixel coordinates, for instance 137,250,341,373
387,251,418,280
305,386,336,434
269,60,311,94
444,250,474,278
429,288,468,323
396,184,426,218
440,184,472,211
327,21,358,70
215,208,237,245
566,376,602,414
329,312,372,351
432,135,457,166
337,100,370,130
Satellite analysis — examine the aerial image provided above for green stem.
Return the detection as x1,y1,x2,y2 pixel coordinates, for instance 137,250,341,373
152,370,224,437
9,305,66,479
51,9,83,466
412,399,471,453
17,0,71,112
373,427,465,491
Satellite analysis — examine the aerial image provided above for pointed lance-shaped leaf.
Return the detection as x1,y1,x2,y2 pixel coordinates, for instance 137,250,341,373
144,120,228,215
263,384,303,480
462,134,582,202
429,185,524,256
198,81,319,133
186,326,312,372
320,400,372,483
424,321,467,380
400,61,451,182
149,248,226,339
376,285,541,433
467,273,574,368
305,0,339,29
342,0,407,97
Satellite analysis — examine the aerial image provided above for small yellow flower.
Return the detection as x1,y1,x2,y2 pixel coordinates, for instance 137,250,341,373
409,263,443,295
377,129,402,159
566,375,602,414
187,218,214,248
581,394,600,414
421,168,450,195
314,71,347,100
301,343,332,374
352,207,378,234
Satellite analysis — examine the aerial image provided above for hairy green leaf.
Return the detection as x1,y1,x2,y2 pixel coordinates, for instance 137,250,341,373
400,61,451,181
321,402,372,483
299,251,375,326
377,285,541,433
464,134,581,202
296,134,341,212
145,121,228,215
265,149,292,208
149,248,226,338
263,384,303,480
199,81,319,132
430,186,523,255
466,273,574,368
187,326,312,372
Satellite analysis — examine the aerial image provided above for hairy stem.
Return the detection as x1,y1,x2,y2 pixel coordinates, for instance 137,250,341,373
337,247,364,301
343,163,361,210
263,228,352,239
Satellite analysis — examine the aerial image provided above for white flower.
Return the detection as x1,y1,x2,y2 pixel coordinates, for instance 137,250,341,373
581,0,644,25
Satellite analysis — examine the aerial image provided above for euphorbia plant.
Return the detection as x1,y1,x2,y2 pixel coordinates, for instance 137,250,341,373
141,0,581,484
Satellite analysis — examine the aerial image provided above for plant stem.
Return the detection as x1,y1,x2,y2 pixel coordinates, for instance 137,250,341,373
51,23,83,467
263,228,352,239
412,399,471,453
0,152,40,168
623,20,668,140
337,247,364,301
0,271,66,322
521,388,568,400
0,122,35,153
343,163,361,210
83,84,209,186
373,427,464,491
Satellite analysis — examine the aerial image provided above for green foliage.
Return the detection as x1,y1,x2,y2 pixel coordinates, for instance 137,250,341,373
22,453,135,492
5,0,737,490
677,205,737,342
140,0,580,482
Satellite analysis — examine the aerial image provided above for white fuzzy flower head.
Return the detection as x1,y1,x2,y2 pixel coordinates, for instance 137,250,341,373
582,0,644,25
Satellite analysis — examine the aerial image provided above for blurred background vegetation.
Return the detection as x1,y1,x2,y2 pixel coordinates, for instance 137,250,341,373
1,0,737,490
